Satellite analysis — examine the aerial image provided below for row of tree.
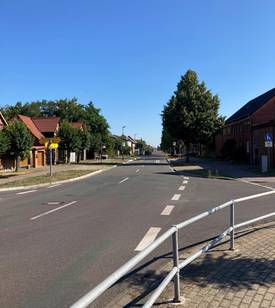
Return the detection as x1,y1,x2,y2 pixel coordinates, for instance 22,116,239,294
0,99,153,170
1,99,111,157
161,70,224,160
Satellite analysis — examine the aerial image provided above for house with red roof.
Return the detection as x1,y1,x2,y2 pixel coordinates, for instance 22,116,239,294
16,115,46,168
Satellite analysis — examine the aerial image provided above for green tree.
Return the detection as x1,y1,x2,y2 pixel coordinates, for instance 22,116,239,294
58,122,82,163
4,121,34,171
162,70,224,161
0,131,10,157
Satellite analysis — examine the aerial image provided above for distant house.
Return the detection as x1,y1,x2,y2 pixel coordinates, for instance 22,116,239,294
216,88,275,168
32,117,60,138
123,136,136,155
16,115,46,168
32,117,60,164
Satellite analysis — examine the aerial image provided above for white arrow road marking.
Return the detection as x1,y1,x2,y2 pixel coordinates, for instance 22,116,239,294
135,227,161,251
17,190,37,195
119,177,129,184
161,205,175,216
171,194,181,201
30,201,77,220
178,186,186,191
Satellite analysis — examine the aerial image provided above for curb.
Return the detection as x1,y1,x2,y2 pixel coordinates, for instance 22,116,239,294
0,165,118,192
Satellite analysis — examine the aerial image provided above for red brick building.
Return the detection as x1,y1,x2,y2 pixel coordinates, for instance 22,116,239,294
217,88,275,168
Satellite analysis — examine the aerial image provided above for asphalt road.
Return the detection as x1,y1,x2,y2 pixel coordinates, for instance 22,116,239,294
0,152,274,307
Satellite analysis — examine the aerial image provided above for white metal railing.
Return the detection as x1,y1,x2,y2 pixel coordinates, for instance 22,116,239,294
71,190,275,308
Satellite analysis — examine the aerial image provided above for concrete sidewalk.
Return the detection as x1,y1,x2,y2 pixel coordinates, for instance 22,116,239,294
108,222,275,308
172,158,275,185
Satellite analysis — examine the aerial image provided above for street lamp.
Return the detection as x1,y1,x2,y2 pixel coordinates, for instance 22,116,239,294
122,125,126,136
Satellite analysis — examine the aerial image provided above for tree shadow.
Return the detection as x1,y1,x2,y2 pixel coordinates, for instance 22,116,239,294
106,224,275,307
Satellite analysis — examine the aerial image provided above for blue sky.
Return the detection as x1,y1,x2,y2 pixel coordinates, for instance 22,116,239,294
1,1,275,146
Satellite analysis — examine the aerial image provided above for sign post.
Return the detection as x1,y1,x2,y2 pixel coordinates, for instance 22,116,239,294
40,137,60,177
264,133,273,171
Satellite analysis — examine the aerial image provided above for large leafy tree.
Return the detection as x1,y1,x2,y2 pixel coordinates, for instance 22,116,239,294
4,121,34,171
162,70,224,160
0,131,10,157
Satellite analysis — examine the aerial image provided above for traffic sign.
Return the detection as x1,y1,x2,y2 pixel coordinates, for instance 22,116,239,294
265,141,273,148
48,143,59,150
39,137,61,146
265,133,272,142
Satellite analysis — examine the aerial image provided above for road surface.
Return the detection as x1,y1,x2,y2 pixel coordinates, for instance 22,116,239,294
0,152,274,307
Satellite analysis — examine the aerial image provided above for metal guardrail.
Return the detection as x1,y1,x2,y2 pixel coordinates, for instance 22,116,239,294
71,190,275,308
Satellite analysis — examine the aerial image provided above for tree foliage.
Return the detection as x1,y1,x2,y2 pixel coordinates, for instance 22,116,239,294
0,131,10,157
4,121,34,171
161,70,224,157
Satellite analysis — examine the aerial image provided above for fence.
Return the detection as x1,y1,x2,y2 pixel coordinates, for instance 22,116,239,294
71,190,275,308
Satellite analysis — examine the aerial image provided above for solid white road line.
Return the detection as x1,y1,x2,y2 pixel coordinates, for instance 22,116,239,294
136,169,140,173
16,190,37,195
161,205,175,216
178,186,186,191
119,177,129,184
135,227,161,251
48,184,61,188
30,201,77,221
171,194,181,201
182,180,188,184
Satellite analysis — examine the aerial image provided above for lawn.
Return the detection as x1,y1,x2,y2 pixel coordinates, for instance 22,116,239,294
0,169,96,188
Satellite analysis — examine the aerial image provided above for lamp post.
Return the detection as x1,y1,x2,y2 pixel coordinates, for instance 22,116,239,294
122,125,126,136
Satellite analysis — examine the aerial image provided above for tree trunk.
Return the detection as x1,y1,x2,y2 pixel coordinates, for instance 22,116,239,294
185,143,190,163
15,156,20,172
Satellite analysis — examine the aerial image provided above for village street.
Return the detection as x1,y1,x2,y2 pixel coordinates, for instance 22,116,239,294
0,153,274,307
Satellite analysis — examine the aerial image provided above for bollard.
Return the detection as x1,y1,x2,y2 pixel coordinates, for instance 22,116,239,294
172,228,181,302
230,201,235,250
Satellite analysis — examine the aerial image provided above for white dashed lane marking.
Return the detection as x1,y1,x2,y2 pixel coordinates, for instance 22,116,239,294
171,194,181,201
178,186,186,191
16,190,37,195
182,180,188,184
136,169,140,173
119,177,129,184
135,227,161,251
161,205,175,216
30,201,77,221
183,176,189,180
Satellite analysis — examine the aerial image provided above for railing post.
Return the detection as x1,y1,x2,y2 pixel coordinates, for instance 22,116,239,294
172,226,181,303
230,201,235,250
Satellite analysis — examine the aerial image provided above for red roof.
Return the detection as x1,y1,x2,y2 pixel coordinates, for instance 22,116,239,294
17,115,44,140
70,122,84,129
32,117,60,133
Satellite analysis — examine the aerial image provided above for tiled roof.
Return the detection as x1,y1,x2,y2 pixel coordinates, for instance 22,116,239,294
226,88,275,124
17,115,44,140
32,117,60,133
70,122,84,129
